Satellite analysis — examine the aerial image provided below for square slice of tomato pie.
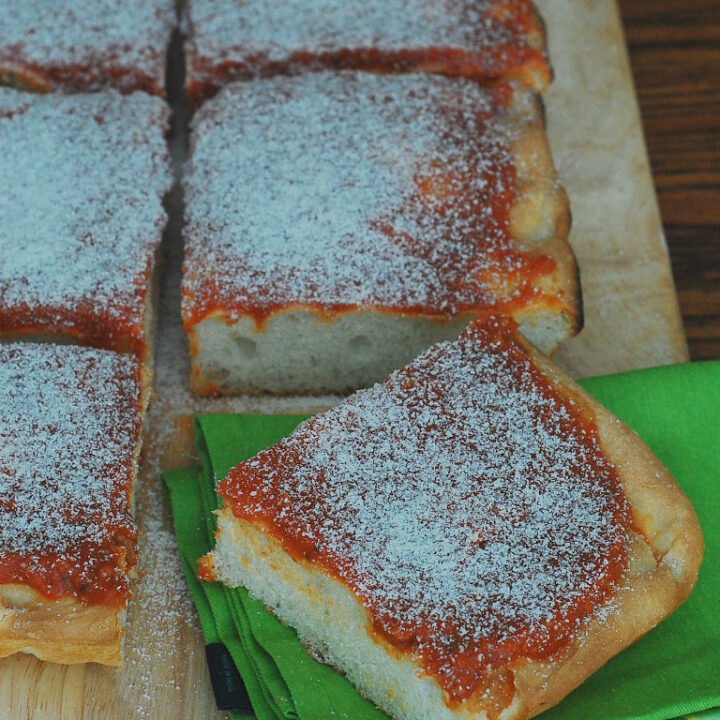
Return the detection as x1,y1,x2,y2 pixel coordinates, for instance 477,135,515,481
0,343,149,665
0,0,174,95
0,88,172,366
182,71,577,395
202,315,703,720
185,0,550,107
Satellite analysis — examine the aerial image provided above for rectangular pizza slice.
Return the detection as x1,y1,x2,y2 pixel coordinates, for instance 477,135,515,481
0,88,172,367
0,343,149,665
0,0,174,96
185,0,551,106
202,315,703,719
182,71,577,395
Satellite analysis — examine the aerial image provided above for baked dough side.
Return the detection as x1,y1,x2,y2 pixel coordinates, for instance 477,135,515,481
186,85,578,396
0,585,124,666
207,332,702,719
505,88,580,349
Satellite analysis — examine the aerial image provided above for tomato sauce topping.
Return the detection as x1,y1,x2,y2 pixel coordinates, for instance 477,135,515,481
0,344,144,607
183,72,560,331
219,316,631,707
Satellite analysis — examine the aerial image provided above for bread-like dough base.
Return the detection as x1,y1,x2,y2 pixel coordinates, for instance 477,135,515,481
188,305,573,395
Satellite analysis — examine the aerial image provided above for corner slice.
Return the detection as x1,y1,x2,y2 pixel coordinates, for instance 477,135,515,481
182,71,578,395
0,88,172,367
0,343,150,665
0,1,174,95
185,0,550,107
203,315,703,720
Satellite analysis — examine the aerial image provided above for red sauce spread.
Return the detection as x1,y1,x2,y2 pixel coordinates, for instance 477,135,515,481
219,316,631,708
186,0,550,106
182,72,562,333
0,540,136,607
0,344,143,607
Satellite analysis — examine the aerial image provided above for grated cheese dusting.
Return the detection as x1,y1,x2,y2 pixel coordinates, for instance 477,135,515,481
183,72,550,323
0,88,172,350
0,0,174,93
0,343,143,598
222,318,630,694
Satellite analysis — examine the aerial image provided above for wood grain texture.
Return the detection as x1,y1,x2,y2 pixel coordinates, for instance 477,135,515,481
0,2,694,718
618,0,720,360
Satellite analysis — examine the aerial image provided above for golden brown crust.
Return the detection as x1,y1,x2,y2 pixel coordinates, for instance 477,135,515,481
503,1,552,92
506,89,580,346
0,586,123,666
0,64,52,93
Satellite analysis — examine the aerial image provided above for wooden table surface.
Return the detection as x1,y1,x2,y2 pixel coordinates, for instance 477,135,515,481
618,0,720,361
0,3,715,719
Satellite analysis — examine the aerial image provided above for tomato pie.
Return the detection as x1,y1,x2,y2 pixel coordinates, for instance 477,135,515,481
185,0,551,106
182,71,577,394
0,343,149,665
201,315,703,720
0,88,172,365
0,0,174,95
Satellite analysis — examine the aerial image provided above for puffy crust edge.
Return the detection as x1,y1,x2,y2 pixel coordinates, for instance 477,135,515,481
506,88,581,347
504,332,704,717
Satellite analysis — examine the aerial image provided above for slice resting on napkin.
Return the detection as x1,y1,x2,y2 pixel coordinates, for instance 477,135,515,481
196,315,703,720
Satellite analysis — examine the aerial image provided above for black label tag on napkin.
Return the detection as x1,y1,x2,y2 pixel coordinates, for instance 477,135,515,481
205,642,253,712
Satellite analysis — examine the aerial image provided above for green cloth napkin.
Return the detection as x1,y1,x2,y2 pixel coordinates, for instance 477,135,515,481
162,360,720,720
164,413,389,720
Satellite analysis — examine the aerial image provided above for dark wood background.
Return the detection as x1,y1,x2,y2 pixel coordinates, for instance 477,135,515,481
618,0,720,360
